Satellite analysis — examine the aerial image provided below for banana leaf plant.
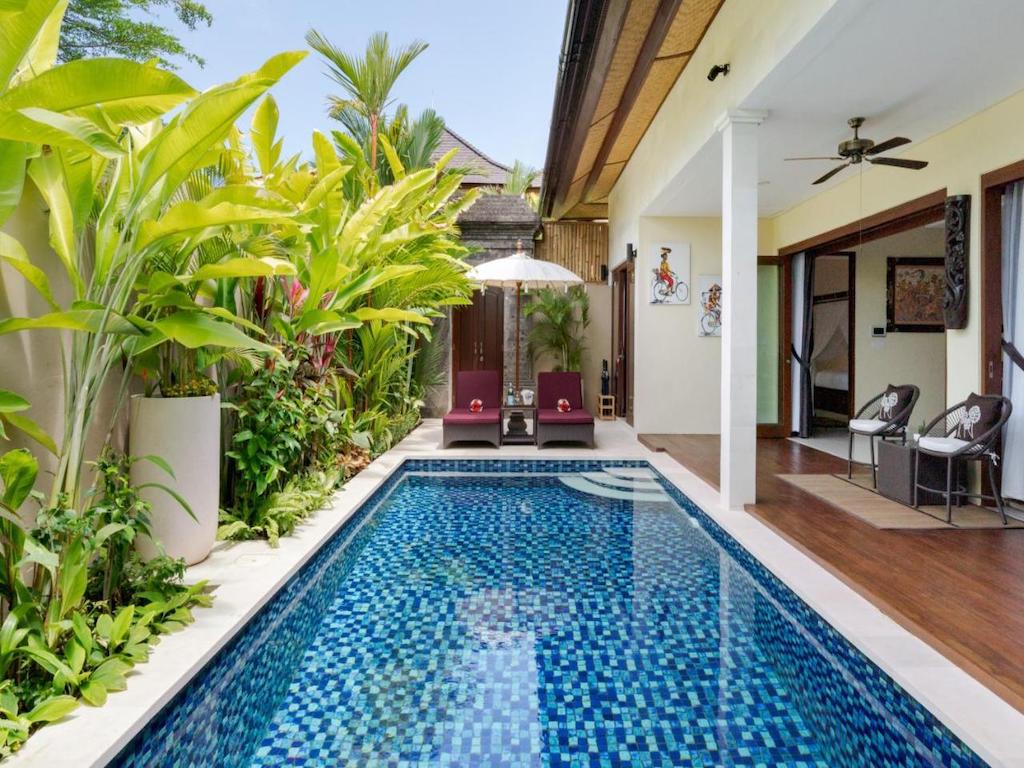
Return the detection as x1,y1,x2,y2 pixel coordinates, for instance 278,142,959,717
0,1,308,509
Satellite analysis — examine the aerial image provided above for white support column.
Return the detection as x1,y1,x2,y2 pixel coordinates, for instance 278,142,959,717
716,110,765,510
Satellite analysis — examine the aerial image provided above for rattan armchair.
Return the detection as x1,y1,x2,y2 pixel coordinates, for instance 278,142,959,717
848,385,920,486
914,394,1013,524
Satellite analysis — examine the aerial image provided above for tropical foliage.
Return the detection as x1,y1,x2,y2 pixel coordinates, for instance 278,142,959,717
0,1,476,752
306,30,427,172
60,0,213,67
524,287,591,372
501,159,541,210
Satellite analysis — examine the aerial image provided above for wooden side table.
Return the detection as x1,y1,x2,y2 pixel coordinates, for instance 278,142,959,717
598,395,616,420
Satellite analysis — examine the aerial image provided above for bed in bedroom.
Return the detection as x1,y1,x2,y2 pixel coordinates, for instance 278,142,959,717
811,317,851,420
813,369,849,417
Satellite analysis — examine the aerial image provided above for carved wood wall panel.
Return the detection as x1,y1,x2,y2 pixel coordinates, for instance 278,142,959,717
943,194,970,330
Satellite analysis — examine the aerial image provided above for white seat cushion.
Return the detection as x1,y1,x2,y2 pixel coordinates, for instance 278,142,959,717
918,436,970,454
849,418,888,434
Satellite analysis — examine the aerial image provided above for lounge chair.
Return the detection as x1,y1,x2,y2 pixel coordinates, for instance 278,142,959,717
442,370,501,449
914,394,1013,524
536,371,594,448
848,384,919,486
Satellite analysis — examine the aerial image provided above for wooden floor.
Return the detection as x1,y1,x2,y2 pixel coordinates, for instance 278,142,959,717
640,433,1024,712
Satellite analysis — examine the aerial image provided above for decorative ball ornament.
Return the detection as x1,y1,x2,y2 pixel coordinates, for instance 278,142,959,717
469,398,483,413
556,398,572,413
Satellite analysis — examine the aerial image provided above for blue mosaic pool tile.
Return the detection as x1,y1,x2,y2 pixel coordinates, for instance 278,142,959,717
111,461,987,767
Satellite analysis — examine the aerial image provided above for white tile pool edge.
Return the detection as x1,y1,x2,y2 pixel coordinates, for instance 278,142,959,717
10,421,1024,767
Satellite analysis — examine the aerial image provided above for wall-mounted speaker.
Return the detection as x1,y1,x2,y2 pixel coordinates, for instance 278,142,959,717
600,264,609,282
626,243,637,262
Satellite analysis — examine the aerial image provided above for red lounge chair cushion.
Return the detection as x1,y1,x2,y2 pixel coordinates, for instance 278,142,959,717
443,408,501,425
537,408,593,425
454,370,501,410
537,372,584,410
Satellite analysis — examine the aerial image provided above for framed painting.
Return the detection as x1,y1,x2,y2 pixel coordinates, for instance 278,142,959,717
697,274,722,337
886,257,945,332
649,242,690,304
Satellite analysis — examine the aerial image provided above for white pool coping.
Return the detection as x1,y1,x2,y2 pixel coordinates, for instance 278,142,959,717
11,419,1024,767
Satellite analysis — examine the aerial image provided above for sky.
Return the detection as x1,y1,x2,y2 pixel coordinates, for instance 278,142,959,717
155,0,569,168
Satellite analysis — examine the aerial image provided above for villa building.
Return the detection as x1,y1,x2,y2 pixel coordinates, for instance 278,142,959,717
531,0,1024,724
542,0,1024,513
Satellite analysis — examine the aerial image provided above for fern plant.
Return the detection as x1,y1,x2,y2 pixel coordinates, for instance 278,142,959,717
523,287,590,372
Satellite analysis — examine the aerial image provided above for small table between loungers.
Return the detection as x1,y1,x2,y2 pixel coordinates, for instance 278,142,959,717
501,405,536,445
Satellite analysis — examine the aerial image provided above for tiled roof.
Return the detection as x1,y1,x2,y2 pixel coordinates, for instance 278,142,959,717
457,193,540,226
432,128,541,188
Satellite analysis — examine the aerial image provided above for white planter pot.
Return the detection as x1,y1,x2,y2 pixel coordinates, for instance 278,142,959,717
129,394,220,565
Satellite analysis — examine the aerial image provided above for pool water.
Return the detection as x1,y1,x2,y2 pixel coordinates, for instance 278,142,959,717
112,461,984,767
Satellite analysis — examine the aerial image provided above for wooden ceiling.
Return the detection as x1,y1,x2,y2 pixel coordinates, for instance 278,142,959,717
541,0,725,220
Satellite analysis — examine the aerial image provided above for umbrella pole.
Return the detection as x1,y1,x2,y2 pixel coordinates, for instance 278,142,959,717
515,282,521,391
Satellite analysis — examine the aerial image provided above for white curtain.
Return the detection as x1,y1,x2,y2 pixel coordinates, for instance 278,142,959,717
1002,183,1024,501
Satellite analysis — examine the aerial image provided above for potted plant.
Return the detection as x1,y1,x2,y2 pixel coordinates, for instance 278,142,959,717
130,341,223,565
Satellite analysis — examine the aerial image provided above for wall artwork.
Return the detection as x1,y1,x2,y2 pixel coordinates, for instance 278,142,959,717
649,242,691,304
697,274,723,337
886,257,946,332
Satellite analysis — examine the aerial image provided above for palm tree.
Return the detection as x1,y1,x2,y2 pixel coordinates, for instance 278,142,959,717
332,103,446,187
503,159,540,196
523,287,590,372
305,29,427,172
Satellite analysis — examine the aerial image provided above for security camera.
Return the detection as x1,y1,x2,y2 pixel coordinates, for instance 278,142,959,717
707,63,730,82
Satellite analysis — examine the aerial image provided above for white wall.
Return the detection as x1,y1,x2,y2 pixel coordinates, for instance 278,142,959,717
850,226,946,427
607,0,835,275
633,217,774,434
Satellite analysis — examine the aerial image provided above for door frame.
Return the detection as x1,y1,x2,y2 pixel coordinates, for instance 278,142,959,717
757,255,792,437
611,259,635,424
778,189,947,432
981,158,1024,398
450,287,505,390
980,159,1024,494
806,251,856,421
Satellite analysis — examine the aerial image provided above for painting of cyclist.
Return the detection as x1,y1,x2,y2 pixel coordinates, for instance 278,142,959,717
650,242,690,304
698,274,723,336
658,247,675,291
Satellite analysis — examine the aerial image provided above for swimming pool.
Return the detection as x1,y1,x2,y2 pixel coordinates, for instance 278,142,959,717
111,460,985,767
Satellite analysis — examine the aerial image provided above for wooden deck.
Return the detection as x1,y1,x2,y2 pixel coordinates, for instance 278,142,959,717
640,433,1024,713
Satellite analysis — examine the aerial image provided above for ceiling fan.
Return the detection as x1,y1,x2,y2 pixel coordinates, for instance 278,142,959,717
786,117,928,185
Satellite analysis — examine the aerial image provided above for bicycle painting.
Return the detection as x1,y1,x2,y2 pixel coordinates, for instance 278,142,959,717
698,274,723,337
649,243,690,304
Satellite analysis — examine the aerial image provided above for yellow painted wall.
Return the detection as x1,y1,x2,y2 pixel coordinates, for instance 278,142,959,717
771,86,1024,404
850,227,946,427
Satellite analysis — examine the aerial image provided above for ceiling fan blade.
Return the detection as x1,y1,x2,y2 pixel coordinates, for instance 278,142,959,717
867,156,928,170
784,156,844,161
812,164,849,184
865,136,911,155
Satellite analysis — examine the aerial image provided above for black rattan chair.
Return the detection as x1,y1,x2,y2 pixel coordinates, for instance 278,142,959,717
848,384,920,487
914,394,1013,524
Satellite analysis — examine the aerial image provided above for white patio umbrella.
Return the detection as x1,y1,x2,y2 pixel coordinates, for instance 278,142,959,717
466,240,584,390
